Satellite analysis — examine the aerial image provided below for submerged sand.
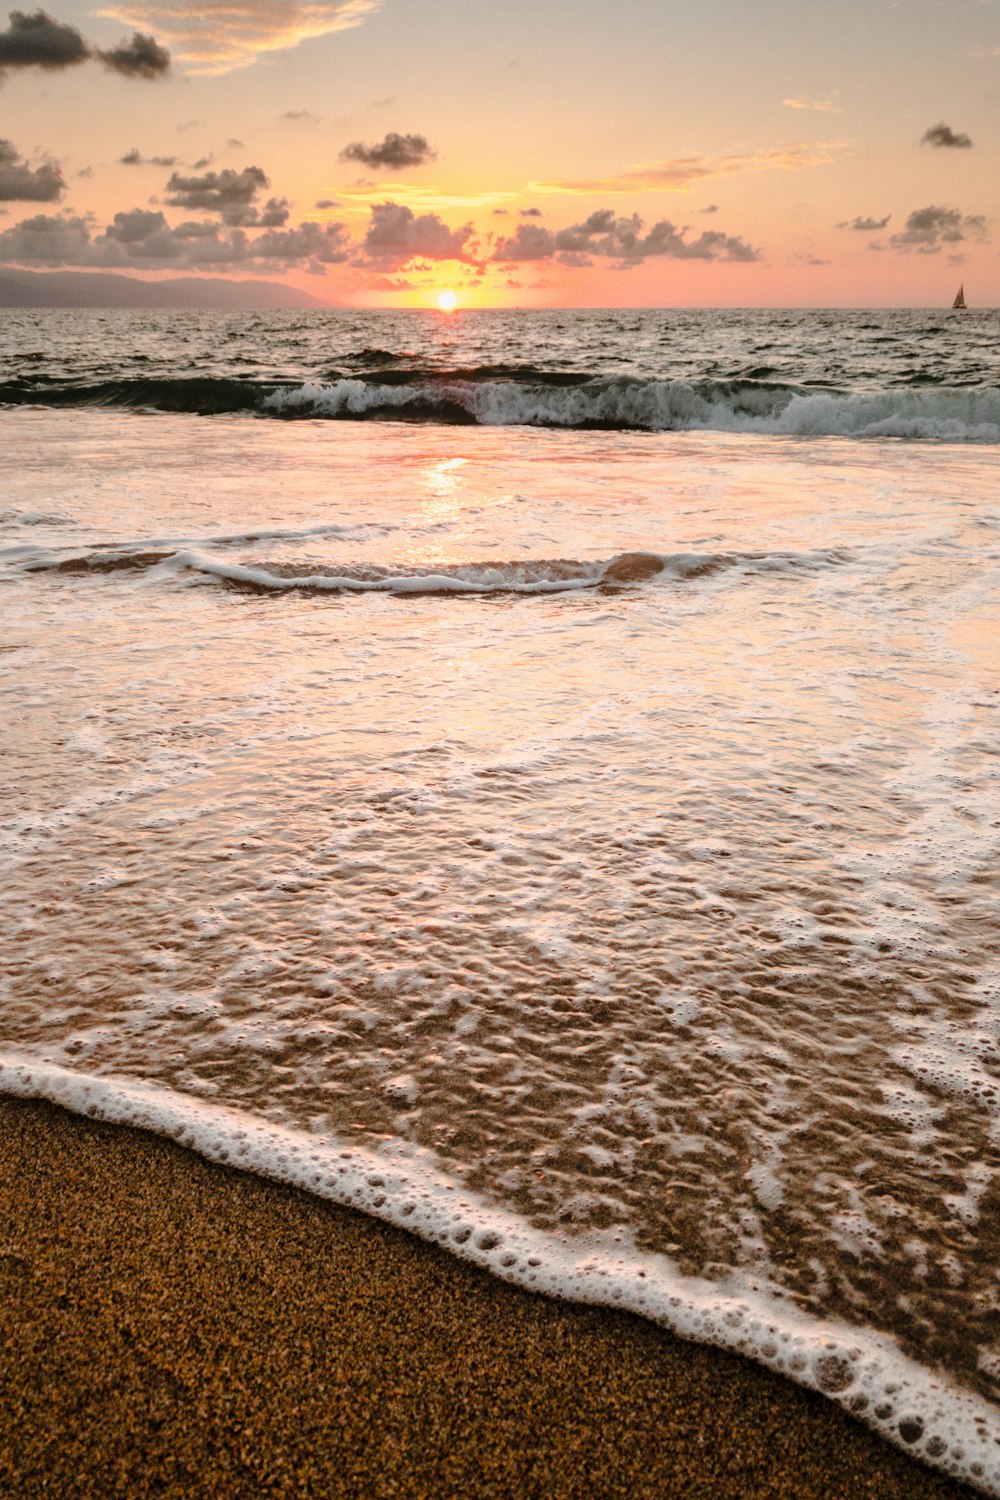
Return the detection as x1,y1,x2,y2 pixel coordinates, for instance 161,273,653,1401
0,1096,977,1499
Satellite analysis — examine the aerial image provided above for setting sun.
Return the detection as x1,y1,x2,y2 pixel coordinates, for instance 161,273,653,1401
437,291,458,312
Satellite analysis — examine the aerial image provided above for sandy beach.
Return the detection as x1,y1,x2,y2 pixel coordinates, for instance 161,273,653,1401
0,1095,978,1500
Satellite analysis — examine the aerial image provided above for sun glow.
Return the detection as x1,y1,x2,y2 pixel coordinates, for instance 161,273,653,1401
437,291,458,311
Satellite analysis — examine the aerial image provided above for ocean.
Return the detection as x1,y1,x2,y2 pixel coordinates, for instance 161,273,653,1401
2,307,998,1492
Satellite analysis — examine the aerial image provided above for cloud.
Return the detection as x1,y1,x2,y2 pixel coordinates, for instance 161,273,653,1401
783,92,840,112
0,8,170,80
226,137,245,150
493,208,759,266
519,206,542,217
99,29,169,75
0,137,63,200
340,131,436,171
359,200,475,268
889,204,988,252
314,197,339,209
0,8,88,69
165,165,289,226
98,0,378,74
0,206,351,269
282,108,319,121
121,147,178,166
701,204,718,214
921,122,973,149
531,142,845,196
837,213,891,230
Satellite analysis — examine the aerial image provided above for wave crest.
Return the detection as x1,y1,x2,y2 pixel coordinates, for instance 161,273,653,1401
2,371,998,440
264,377,1000,440
13,546,853,596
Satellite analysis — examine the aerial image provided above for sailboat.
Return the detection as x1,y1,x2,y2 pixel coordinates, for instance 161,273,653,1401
952,284,967,309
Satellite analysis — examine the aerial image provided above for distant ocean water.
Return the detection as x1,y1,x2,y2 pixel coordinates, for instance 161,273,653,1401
2,309,998,1492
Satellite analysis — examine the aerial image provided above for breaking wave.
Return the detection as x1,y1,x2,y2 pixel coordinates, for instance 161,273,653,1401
12,545,853,596
2,370,998,440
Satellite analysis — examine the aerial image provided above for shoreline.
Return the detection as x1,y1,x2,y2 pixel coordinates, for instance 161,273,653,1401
0,1095,979,1499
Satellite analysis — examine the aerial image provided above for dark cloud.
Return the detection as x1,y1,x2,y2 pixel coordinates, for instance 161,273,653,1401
889,204,987,253
837,213,891,231
493,221,553,261
701,204,718,214
315,198,339,209
0,206,350,270
0,8,88,69
519,207,542,217
494,209,758,266
0,137,63,200
492,208,508,216
0,10,170,81
282,109,319,122
251,221,351,264
98,30,169,77
165,165,288,226
226,138,245,150
121,147,178,167
360,200,474,268
340,132,436,171
921,122,972,149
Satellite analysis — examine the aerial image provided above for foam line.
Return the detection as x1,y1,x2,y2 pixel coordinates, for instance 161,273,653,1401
1,1052,997,1496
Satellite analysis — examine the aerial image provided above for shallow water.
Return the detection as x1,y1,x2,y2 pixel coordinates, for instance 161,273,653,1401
2,309,999,1492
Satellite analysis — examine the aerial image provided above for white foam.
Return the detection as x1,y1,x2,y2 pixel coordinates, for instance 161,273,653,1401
263,378,1000,443
2,1052,998,1496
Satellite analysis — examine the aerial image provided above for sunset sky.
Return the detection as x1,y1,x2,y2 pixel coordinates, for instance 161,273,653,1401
1,0,997,306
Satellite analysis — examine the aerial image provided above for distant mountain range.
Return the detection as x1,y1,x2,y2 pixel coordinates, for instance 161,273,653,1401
0,269,329,310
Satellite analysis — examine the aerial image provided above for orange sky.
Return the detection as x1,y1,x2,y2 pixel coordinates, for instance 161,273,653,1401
0,0,998,305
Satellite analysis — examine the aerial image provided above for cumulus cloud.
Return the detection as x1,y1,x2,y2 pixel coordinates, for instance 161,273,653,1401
359,200,475,267
165,165,289,226
98,29,169,75
889,204,987,252
0,137,63,200
921,122,972,149
98,0,378,74
120,147,177,166
0,206,350,268
494,208,759,266
0,8,170,80
837,213,891,230
532,142,845,196
0,7,87,66
340,131,436,171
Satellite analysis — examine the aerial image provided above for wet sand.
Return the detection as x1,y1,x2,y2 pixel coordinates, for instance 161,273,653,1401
0,1095,977,1500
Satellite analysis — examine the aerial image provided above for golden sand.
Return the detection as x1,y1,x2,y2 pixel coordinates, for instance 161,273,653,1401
0,1096,976,1499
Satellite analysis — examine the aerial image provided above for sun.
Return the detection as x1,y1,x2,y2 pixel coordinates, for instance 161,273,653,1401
436,291,458,312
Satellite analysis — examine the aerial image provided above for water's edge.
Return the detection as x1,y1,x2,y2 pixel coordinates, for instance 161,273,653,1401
2,1053,995,1497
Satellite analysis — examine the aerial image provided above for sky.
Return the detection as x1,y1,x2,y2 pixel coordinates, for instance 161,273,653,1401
0,0,998,306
